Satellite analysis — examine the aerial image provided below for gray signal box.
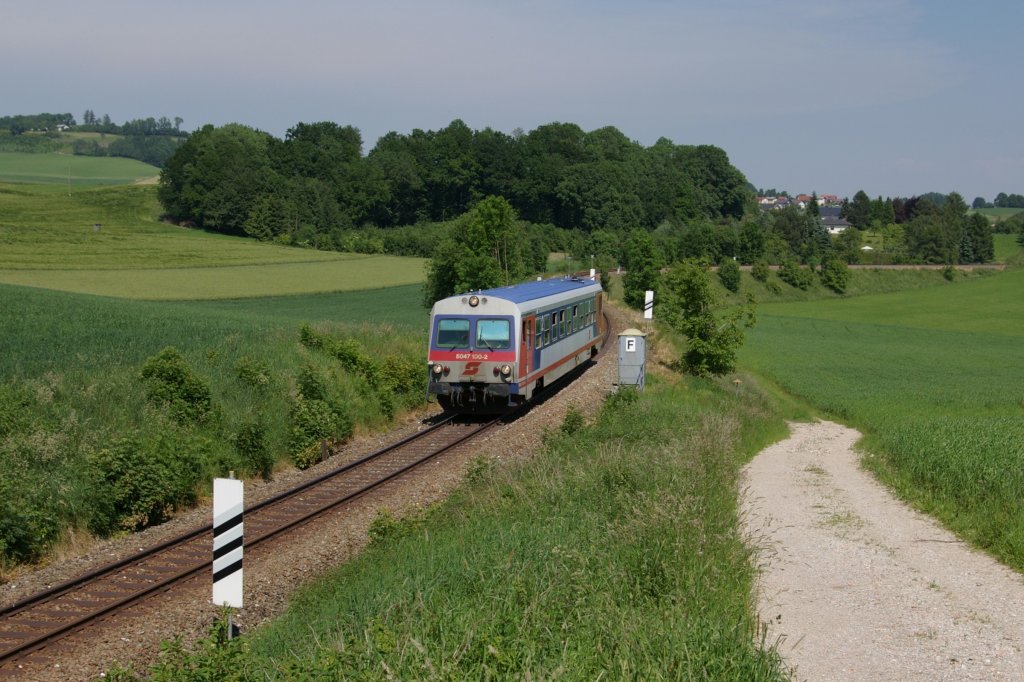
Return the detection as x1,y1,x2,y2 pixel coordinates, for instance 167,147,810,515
616,328,647,391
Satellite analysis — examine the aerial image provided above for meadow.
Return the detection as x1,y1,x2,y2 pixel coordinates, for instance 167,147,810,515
0,151,158,185
741,267,1024,569
0,178,430,569
0,183,426,298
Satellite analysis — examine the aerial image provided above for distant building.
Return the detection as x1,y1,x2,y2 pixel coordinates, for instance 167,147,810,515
824,215,853,234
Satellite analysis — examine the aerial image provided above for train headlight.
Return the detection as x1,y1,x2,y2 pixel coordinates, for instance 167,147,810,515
431,364,443,376
500,364,512,378
469,295,480,307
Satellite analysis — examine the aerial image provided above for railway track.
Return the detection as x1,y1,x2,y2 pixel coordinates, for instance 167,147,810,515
0,414,503,673
0,310,614,676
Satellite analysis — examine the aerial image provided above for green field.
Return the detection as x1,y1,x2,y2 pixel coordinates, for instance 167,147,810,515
0,182,427,298
994,233,1023,263
0,179,431,569
973,207,1024,221
0,151,158,185
741,268,1024,568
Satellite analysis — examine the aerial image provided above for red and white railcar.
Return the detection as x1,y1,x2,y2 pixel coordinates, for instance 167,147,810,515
427,277,606,412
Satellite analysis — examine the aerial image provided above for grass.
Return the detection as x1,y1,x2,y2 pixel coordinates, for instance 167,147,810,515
740,267,1024,569
0,283,426,379
972,207,1024,221
0,151,158,185
994,233,1023,263
0,280,429,569
0,182,427,299
114,375,791,680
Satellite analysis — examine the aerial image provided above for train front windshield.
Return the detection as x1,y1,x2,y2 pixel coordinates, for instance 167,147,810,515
436,319,470,348
476,319,511,349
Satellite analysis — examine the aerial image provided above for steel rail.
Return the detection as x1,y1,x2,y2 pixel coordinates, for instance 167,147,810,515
1,415,502,665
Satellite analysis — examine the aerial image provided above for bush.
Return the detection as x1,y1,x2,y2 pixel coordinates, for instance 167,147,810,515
561,405,585,434
820,257,849,293
750,260,770,283
297,364,329,402
777,260,814,290
718,258,741,292
141,347,216,424
234,356,272,389
88,432,203,534
234,420,273,479
289,397,353,469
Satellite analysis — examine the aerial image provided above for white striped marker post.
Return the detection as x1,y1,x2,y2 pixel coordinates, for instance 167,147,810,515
212,477,244,610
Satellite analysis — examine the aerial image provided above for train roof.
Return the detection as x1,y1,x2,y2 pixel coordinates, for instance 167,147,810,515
468,277,600,304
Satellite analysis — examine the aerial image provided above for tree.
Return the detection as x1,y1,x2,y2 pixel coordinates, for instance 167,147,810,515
806,191,820,218
718,257,740,293
422,196,526,306
843,190,872,229
660,261,755,377
972,196,988,209
621,229,661,310
157,124,276,235
962,213,994,263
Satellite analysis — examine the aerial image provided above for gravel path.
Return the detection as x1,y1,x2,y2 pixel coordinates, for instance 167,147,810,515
742,421,1024,681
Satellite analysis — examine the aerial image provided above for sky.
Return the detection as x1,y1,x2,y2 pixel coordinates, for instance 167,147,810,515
3,0,1021,201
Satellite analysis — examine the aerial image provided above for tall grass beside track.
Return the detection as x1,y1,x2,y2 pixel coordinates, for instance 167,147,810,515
741,267,1024,569
118,378,790,680
0,283,428,570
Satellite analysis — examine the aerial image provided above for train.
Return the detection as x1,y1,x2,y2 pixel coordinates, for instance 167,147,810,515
426,276,607,412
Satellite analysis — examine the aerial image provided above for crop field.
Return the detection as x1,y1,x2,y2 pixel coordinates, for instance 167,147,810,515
973,207,1024,221
994,233,1023,263
0,182,427,299
741,268,1024,568
0,152,158,185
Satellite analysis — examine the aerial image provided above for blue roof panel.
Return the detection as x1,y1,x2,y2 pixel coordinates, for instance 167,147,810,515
465,277,598,304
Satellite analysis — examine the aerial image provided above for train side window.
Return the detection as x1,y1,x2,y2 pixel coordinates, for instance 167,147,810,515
534,318,542,348
572,305,578,333
543,315,550,345
559,310,566,337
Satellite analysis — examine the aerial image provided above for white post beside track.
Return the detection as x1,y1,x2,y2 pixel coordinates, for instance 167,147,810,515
212,477,244,610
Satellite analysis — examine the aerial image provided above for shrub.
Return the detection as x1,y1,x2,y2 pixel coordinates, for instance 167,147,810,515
777,260,814,290
379,354,425,407
234,420,273,479
750,260,770,283
820,257,850,293
605,387,639,410
561,405,585,434
140,347,216,424
289,397,353,469
297,364,329,402
234,356,272,389
718,258,741,292
88,432,203,534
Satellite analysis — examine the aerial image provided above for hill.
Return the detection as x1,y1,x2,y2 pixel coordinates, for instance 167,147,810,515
0,182,426,299
0,152,159,185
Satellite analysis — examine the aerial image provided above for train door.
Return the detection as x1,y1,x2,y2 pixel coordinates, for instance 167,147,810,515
520,315,534,377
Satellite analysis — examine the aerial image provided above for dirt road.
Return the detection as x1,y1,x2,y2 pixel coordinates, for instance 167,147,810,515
742,421,1024,681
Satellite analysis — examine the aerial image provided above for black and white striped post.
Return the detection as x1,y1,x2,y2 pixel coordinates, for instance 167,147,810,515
643,289,654,334
213,475,243,636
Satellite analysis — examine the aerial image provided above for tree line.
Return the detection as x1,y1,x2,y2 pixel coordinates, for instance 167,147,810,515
156,119,751,240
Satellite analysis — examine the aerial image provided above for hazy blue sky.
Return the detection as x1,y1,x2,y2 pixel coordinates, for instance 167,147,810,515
4,0,1021,201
